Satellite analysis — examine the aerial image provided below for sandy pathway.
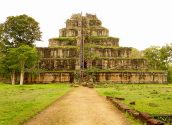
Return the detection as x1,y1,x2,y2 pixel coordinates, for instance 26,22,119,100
24,87,130,125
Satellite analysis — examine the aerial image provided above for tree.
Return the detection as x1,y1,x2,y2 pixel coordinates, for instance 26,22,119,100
144,46,162,70
0,45,39,85
130,48,143,58
0,14,41,47
16,45,39,85
0,48,19,85
143,44,172,70
159,44,172,69
0,42,4,58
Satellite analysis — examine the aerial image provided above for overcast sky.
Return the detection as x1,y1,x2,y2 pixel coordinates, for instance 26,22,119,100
0,0,172,50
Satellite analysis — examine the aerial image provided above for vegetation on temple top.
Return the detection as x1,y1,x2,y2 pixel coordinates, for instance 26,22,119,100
0,14,41,48
90,36,119,41
50,37,77,42
49,46,79,49
84,68,166,73
41,58,77,60
90,57,146,60
84,43,131,49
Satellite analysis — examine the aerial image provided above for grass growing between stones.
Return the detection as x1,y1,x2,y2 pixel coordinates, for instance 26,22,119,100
96,84,172,114
125,113,142,125
0,83,71,125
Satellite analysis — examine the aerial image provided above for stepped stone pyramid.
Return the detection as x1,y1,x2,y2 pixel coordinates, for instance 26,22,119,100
26,13,167,83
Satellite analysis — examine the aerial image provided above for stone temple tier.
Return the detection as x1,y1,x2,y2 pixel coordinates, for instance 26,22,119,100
25,13,167,83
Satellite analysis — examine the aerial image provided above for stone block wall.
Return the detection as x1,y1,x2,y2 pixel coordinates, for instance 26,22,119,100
37,47,78,70
90,28,109,37
92,47,132,58
38,47,78,58
49,38,77,46
95,72,167,83
19,71,167,83
91,58,148,70
90,37,119,46
24,72,74,83
39,59,76,70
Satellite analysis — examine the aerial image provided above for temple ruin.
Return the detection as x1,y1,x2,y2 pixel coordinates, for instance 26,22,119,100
26,13,167,83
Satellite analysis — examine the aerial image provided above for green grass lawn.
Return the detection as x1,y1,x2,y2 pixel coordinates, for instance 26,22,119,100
0,83,71,125
96,84,172,115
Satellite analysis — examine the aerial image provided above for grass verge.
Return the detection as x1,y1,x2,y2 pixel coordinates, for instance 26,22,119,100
0,83,71,125
96,84,172,114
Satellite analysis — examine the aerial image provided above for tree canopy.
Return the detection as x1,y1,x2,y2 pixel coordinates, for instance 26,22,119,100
0,14,41,48
143,44,172,70
0,45,39,85
130,48,143,58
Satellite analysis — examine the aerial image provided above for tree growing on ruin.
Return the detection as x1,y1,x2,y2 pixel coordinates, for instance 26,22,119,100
0,14,41,48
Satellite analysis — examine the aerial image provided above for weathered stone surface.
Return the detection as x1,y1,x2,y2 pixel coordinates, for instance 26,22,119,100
115,97,125,100
138,112,153,121
0,13,167,84
147,119,164,125
91,58,147,70
25,72,74,83
106,97,164,125
127,109,140,119
94,72,167,83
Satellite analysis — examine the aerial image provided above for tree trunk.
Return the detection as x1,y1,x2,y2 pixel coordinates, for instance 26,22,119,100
20,69,24,85
11,70,15,85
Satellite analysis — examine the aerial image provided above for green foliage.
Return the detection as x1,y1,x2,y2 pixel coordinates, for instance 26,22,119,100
168,66,172,82
84,68,164,73
96,84,172,114
49,46,79,49
160,44,172,69
0,83,71,125
14,45,38,70
50,37,76,45
0,48,19,74
90,36,119,41
0,14,41,47
143,44,172,70
50,37,76,41
0,45,39,84
0,41,5,58
144,46,161,70
130,48,143,58
3,45,39,72
84,43,131,49
84,44,99,60
0,25,6,57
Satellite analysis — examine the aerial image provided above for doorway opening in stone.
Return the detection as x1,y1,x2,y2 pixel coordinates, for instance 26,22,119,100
84,61,88,69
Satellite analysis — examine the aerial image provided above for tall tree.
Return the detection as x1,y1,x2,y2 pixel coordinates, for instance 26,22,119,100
15,45,39,85
0,45,39,85
0,14,41,47
143,46,161,70
0,48,19,85
143,44,172,70
159,44,172,69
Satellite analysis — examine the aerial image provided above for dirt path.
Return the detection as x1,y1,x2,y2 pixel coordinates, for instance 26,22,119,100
24,87,130,125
